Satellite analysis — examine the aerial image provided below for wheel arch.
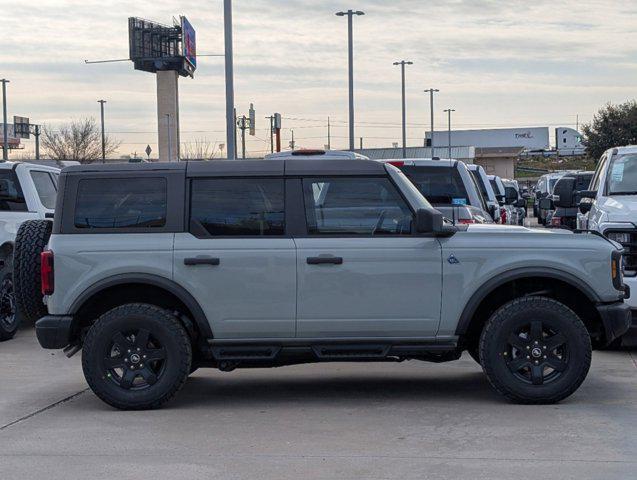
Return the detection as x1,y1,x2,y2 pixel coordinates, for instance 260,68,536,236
455,267,603,344
69,273,212,341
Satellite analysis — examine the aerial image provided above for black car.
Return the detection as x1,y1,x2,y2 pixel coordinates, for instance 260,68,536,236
549,171,594,230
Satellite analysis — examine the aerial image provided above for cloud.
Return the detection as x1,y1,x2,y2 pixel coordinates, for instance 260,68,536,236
2,0,636,155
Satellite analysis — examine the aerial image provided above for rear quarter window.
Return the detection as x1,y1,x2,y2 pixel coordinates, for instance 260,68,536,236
74,177,167,229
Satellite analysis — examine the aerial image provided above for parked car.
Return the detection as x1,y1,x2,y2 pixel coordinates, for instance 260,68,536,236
534,172,571,225
487,175,513,224
21,159,629,409
467,164,500,222
549,172,594,230
0,161,62,341
502,179,527,226
383,159,493,224
576,146,637,346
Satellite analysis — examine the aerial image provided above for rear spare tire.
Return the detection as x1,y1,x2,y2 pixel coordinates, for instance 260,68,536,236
14,220,52,325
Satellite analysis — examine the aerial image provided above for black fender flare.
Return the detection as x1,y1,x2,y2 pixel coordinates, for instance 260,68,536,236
69,273,213,339
454,267,601,336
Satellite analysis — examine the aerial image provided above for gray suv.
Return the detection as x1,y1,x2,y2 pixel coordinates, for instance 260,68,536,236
26,160,630,410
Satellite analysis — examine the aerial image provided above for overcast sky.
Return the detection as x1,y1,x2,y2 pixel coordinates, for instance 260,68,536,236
2,0,636,157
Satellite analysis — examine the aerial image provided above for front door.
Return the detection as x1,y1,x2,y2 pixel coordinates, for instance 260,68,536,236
173,177,296,339
294,176,443,338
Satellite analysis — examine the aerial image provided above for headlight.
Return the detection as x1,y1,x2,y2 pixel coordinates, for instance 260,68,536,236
611,250,625,291
607,232,632,244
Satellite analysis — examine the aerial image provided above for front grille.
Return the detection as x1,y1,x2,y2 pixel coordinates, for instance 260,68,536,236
606,229,637,276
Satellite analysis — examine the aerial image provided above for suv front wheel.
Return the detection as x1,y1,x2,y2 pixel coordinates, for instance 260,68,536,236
479,296,591,404
82,303,192,410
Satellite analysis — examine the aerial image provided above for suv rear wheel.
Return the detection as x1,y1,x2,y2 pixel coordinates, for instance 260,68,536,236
479,296,591,404
0,254,19,341
82,303,192,410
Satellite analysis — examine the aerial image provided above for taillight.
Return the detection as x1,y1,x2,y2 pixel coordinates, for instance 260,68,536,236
457,218,476,224
551,216,561,227
41,250,54,295
500,210,507,223
388,161,404,167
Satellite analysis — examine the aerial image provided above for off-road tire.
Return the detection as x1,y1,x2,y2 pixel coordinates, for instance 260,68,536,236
14,220,52,325
82,303,192,410
0,255,20,341
479,296,591,404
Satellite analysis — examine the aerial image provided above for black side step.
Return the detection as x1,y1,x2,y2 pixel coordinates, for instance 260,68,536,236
312,344,390,359
211,346,281,361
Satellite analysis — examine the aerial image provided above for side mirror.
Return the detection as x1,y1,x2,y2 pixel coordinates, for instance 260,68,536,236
579,190,597,199
553,177,576,208
415,208,444,234
488,204,498,221
579,198,593,214
514,198,527,208
504,187,518,205
539,197,553,210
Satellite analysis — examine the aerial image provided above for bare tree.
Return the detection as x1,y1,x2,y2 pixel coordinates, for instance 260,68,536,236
42,118,120,163
181,138,219,160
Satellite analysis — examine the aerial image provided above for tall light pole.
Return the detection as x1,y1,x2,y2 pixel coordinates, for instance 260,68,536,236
336,9,364,151
224,0,236,159
98,99,106,163
424,88,439,158
393,61,412,159
444,108,455,159
1,79,9,161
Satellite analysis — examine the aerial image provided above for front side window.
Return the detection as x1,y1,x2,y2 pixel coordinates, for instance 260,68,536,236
31,171,57,209
606,154,637,196
0,170,27,212
190,178,285,236
303,177,412,235
399,166,469,206
74,178,167,229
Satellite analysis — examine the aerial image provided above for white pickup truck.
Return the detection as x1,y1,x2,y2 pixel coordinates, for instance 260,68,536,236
0,161,62,340
575,145,637,346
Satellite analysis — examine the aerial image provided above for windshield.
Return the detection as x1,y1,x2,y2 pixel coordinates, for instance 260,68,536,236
469,170,489,199
399,165,470,206
467,170,490,211
548,177,561,193
607,154,637,195
489,179,501,195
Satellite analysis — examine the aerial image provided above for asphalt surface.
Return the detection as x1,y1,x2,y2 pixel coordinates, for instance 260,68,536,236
1,329,636,480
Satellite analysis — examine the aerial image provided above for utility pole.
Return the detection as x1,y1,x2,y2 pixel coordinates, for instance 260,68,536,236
1,79,9,161
359,137,363,149
237,115,248,159
444,108,455,159
224,0,236,159
336,9,365,151
290,130,295,151
327,117,331,150
393,60,413,159
266,115,274,153
98,99,106,163
34,124,41,160
424,88,439,157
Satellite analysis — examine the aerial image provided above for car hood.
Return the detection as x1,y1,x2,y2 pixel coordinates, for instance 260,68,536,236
598,196,637,224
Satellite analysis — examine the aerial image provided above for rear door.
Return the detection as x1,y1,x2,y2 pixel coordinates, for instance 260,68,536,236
294,175,442,338
173,177,296,339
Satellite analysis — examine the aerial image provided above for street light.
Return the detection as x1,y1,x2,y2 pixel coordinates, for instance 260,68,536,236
1,79,9,161
335,9,365,151
97,99,106,163
424,88,439,158
444,108,455,159
224,0,236,160
393,61,413,159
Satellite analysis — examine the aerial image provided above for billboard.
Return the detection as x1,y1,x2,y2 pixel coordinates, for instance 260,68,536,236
0,125,21,148
13,116,30,139
181,16,196,70
428,127,550,150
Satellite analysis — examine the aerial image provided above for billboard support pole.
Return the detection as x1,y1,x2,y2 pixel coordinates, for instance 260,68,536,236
98,100,106,163
224,0,236,159
1,79,8,161
34,125,41,160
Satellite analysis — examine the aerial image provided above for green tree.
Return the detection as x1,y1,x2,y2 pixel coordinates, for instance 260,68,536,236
582,101,637,159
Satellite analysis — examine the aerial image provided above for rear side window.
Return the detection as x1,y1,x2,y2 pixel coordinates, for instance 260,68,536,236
30,171,58,209
74,178,167,229
303,177,412,235
399,165,469,206
0,170,27,212
190,178,285,236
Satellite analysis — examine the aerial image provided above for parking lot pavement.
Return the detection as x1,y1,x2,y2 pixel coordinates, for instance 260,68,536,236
1,330,636,480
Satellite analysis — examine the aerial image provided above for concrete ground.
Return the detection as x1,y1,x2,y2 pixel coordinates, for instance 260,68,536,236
1,329,636,480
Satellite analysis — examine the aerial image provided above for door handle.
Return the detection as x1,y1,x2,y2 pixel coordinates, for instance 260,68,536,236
306,256,343,265
184,257,220,266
